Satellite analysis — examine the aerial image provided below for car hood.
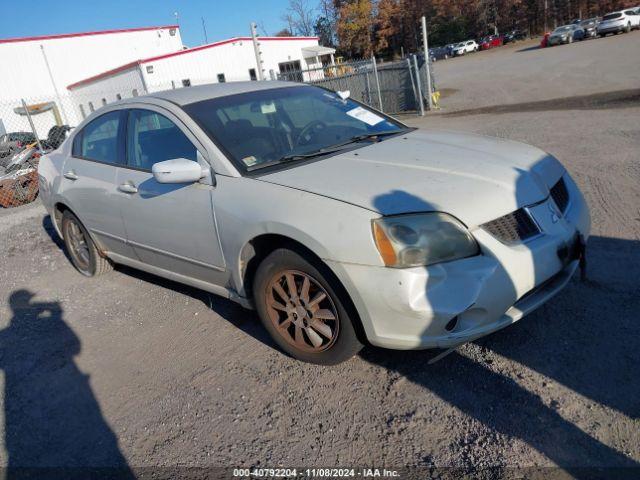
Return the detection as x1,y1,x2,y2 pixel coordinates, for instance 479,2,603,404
257,130,565,228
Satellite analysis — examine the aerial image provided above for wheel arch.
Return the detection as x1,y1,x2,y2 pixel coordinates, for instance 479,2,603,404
52,202,107,257
239,233,368,345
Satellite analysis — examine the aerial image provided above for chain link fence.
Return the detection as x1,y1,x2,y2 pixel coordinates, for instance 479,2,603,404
277,55,436,115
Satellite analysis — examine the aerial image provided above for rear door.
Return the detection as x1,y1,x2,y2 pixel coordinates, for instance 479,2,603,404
61,110,135,257
116,107,226,283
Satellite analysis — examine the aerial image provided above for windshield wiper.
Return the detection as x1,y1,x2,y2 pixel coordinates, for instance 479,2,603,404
247,129,409,172
247,146,349,171
348,130,406,143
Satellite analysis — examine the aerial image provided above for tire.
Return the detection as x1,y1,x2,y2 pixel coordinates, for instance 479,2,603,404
253,248,363,365
61,210,113,277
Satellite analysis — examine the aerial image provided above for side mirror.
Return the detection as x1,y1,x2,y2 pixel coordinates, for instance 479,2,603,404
152,158,205,184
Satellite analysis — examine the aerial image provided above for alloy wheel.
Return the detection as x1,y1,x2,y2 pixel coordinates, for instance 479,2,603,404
265,270,339,352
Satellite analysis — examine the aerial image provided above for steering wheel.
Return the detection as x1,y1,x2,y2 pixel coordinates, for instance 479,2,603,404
295,120,328,146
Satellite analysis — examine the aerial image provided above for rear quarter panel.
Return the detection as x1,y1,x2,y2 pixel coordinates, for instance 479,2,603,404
38,150,66,218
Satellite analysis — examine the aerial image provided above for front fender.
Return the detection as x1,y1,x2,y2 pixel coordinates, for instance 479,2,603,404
213,176,384,295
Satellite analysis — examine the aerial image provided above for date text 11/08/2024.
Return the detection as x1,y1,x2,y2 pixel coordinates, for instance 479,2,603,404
233,468,401,478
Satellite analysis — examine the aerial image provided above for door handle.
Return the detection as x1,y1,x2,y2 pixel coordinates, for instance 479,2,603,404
118,183,138,194
63,171,78,180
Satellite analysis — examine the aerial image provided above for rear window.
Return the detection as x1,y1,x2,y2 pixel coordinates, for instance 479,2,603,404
603,13,622,20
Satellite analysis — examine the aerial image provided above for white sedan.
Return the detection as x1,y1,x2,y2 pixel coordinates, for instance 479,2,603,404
38,82,590,364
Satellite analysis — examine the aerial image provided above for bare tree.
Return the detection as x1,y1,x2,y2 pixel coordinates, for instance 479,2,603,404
282,0,316,36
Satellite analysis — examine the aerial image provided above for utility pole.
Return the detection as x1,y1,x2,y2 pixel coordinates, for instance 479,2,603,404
40,45,69,125
201,17,208,44
421,16,433,111
250,22,265,80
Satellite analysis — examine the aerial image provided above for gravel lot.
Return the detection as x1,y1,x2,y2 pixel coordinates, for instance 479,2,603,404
0,32,638,477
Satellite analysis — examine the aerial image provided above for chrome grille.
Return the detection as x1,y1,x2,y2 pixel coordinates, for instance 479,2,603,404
550,177,569,213
482,208,540,244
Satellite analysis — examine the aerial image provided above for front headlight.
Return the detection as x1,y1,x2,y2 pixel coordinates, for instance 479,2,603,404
372,212,480,268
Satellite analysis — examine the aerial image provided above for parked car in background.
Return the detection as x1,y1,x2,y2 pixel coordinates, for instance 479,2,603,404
38,82,590,364
597,11,638,36
445,43,457,56
451,40,479,56
623,9,640,29
0,132,37,162
579,17,600,38
547,24,585,46
503,30,527,43
479,35,503,50
429,46,449,61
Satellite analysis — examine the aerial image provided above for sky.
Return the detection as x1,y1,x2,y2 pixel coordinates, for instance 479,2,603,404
0,0,296,47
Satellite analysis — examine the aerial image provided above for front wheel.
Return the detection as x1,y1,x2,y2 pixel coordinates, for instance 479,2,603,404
61,210,113,277
253,248,363,365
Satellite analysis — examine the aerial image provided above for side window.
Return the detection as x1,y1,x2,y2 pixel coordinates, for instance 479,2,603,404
80,111,122,164
126,109,197,171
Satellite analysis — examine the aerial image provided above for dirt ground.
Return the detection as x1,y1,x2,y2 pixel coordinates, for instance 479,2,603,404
0,32,638,477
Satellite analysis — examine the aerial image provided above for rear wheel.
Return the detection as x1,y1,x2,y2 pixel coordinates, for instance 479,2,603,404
61,210,113,277
254,248,363,365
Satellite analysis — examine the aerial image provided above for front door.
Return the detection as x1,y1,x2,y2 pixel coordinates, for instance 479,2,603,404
116,107,226,283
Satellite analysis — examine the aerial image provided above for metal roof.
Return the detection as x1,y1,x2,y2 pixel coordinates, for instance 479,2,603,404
67,36,319,90
301,45,336,58
0,25,179,44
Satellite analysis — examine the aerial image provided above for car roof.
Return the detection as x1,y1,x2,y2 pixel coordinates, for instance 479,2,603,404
120,80,303,107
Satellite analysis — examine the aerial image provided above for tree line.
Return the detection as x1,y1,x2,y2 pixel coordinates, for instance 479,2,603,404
277,0,637,58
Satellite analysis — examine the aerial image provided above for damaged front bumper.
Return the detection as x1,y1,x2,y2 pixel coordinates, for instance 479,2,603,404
328,174,591,350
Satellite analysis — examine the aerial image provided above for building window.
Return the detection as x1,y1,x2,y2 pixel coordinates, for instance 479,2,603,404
249,68,257,81
116,94,122,100
278,60,302,82
170,28,176,36
79,104,86,119
89,102,95,112
146,65,154,74
217,73,226,83
101,98,107,106
182,79,191,87
132,89,139,97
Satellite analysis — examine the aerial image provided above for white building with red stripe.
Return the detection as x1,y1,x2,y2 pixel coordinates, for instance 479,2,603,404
66,36,334,120
0,25,182,134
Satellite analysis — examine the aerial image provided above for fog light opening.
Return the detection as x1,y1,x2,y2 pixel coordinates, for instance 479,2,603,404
445,316,458,332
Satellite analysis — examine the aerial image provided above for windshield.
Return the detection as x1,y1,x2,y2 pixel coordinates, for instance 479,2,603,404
553,26,573,33
184,86,406,172
603,13,622,20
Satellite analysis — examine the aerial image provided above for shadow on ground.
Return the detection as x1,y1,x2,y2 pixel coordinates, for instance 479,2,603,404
0,289,134,478
361,234,640,471
441,89,640,116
